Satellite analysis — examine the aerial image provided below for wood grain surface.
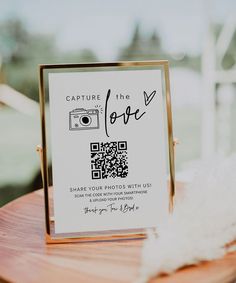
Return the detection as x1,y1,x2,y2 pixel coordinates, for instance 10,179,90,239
0,187,236,283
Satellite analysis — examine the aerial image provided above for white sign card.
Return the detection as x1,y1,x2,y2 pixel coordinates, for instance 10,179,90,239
40,62,174,239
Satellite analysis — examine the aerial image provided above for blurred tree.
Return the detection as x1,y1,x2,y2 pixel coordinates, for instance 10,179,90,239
118,23,201,70
118,23,164,60
0,19,29,63
149,30,162,56
0,18,98,101
0,19,58,100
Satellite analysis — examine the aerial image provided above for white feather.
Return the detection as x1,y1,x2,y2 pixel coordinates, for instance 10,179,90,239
137,154,236,283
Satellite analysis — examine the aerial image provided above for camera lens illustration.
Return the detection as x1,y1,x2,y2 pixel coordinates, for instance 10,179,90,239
69,108,99,131
80,115,92,126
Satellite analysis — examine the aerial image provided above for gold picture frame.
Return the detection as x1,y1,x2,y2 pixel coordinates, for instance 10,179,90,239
38,60,175,244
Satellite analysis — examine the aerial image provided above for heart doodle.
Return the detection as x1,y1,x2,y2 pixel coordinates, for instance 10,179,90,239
143,90,156,106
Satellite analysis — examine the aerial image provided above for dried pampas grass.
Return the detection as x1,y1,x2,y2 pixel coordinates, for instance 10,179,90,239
138,154,236,283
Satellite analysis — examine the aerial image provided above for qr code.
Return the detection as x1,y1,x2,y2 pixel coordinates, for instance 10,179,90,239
90,141,128,179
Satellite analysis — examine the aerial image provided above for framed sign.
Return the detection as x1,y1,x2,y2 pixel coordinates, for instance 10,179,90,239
38,61,175,243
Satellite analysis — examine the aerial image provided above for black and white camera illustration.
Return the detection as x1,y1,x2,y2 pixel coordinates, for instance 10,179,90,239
69,108,100,131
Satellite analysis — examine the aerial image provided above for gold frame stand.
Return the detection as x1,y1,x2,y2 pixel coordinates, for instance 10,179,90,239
38,60,176,243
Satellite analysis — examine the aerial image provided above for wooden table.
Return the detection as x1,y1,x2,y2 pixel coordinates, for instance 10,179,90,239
1,188,236,283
